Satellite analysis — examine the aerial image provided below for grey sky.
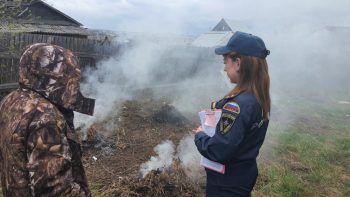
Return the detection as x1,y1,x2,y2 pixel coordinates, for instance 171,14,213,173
45,0,350,34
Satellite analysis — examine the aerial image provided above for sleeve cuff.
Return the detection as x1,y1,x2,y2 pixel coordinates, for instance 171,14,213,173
195,131,207,141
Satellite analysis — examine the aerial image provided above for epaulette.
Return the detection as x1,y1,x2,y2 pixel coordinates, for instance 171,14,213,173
211,101,217,109
211,98,227,109
225,94,239,99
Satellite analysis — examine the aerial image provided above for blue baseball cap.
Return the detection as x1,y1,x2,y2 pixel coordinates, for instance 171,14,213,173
215,31,270,59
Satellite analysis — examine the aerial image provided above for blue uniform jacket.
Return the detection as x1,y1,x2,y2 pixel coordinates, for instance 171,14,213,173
195,92,269,188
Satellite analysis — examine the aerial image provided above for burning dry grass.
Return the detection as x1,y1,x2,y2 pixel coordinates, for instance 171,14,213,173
98,160,204,197
81,96,203,196
83,94,350,197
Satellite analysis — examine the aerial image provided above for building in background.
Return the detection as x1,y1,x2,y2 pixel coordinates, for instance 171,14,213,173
191,18,250,48
0,0,118,98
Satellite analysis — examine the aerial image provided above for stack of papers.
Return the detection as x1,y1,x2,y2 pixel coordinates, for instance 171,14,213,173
198,109,225,174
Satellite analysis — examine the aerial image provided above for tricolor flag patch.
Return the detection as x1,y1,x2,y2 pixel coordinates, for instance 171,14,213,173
223,102,240,114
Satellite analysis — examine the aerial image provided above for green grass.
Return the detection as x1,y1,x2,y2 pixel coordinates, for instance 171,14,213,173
254,97,350,197
256,165,305,197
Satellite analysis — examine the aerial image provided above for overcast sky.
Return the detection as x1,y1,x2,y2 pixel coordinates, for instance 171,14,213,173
45,0,350,35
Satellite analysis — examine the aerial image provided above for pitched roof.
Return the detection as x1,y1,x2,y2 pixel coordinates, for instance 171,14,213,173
6,0,83,26
212,18,250,32
191,31,233,47
30,0,82,26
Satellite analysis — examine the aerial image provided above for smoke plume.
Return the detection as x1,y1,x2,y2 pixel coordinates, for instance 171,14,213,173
139,140,175,178
176,135,204,181
139,135,204,181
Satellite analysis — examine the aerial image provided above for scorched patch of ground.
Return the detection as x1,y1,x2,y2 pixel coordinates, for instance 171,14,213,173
81,97,204,196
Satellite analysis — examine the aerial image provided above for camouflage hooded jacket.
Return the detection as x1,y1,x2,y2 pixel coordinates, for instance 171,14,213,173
0,44,92,196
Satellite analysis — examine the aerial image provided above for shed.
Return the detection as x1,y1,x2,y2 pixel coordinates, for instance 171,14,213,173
191,31,233,47
0,0,109,97
191,18,252,48
212,18,250,32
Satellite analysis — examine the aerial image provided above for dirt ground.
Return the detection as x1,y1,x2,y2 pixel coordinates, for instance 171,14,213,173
81,96,206,196
0,92,269,197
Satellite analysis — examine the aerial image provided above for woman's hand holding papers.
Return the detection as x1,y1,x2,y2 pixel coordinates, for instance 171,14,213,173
191,126,203,135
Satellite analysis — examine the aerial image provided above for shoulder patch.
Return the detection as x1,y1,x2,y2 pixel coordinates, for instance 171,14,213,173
220,113,237,134
223,102,240,114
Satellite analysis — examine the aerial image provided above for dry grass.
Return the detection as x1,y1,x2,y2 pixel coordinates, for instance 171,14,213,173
97,160,205,197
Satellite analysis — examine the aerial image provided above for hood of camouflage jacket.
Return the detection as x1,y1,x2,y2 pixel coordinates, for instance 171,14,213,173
19,43,95,115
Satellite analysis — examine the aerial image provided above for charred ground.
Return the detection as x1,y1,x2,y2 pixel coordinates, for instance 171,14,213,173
0,92,348,197
81,95,205,196
81,93,350,197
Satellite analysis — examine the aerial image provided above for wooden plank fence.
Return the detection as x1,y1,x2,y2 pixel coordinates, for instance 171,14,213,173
0,56,96,83
0,57,19,99
0,32,119,99
0,55,96,99
0,57,19,84
0,32,118,57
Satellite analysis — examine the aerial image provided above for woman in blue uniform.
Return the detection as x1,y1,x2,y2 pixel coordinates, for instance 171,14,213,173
193,31,271,197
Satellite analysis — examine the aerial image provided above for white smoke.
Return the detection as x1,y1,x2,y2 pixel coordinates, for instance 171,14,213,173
74,22,350,132
73,36,193,130
74,23,350,178
55,2,350,188
139,140,176,178
74,33,229,131
140,135,204,181
176,135,204,181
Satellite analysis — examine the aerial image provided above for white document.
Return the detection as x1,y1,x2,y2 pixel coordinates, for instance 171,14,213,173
198,109,225,174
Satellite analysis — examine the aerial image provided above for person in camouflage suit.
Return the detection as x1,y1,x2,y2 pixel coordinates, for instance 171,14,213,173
0,43,95,196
